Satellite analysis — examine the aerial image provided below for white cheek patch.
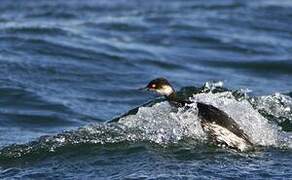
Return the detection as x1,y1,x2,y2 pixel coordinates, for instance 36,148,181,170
156,85,174,96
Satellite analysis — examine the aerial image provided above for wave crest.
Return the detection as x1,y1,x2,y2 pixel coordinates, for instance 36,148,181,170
1,84,292,161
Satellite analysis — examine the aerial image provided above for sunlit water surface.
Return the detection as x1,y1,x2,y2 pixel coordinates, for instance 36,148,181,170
0,0,292,179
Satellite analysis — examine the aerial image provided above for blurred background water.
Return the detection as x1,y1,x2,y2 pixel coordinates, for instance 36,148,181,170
0,0,292,179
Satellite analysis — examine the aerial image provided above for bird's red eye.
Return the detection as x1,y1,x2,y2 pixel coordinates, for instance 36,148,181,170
151,84,156,88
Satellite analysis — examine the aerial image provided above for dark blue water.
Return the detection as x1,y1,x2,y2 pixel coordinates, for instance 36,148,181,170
1,0,292,179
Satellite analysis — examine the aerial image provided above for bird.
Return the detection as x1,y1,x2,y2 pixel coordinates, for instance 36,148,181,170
140,77,254,151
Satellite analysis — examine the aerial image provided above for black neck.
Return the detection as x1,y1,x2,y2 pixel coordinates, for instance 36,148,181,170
165,91,177,102
164,91,190,107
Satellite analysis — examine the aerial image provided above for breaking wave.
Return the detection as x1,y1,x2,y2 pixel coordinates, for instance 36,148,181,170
0,82,292,161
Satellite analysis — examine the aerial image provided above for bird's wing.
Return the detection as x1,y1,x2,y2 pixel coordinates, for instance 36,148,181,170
197,102,253,145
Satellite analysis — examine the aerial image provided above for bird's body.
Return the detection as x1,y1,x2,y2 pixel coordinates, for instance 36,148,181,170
196,102,253,151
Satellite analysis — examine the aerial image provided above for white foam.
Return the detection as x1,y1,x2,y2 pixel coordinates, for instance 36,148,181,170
117,91,287,147
251,93,292,123
118,101,206,144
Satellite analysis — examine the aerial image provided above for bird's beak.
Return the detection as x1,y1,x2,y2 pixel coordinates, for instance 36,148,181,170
138,86,149,91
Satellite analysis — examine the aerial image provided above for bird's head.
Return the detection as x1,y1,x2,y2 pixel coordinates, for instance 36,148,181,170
143,77,175,96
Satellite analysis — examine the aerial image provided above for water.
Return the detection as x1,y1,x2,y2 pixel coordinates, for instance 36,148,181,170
0,0,292,179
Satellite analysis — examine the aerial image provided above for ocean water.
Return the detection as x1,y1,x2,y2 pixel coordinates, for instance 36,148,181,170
0,0,292,179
